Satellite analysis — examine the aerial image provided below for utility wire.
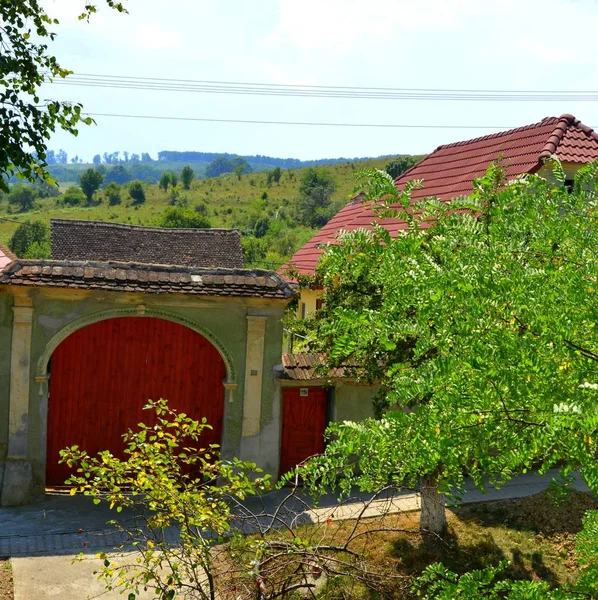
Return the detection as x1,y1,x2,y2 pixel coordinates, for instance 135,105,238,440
87,112,522,130
47,73,598,102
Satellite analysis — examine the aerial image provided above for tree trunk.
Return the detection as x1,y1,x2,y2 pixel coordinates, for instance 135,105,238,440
419,474,447,538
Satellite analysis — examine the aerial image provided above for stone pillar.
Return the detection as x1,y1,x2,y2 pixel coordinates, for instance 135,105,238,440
242,315,267,437
1,292,35,506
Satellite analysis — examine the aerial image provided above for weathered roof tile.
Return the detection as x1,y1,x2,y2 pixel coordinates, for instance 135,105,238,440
51,220,244,269
0,259,296,300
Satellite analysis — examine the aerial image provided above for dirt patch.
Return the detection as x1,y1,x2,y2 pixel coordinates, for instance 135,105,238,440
0,559,13,600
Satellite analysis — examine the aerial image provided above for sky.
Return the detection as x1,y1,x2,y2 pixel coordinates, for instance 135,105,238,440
39,0,598,162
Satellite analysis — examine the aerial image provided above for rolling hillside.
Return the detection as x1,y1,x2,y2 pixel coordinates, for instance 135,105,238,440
0,156,415,268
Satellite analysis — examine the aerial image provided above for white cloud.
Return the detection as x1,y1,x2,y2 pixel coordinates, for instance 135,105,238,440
131,22,181,52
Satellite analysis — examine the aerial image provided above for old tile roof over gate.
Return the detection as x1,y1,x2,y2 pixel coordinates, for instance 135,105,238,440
0,260,295,299
51,219,245,269
286,114,598,276
0,242,16,272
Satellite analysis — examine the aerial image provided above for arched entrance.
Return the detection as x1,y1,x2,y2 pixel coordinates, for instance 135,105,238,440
45,316,227,486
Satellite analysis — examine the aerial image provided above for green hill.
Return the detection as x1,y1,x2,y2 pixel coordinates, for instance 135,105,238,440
0,156,419,269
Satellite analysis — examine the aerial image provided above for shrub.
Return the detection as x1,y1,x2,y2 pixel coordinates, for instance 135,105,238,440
59,186,85,206
104,182,122,206
128,180,145,205
157,206,211,228
8,220,50,257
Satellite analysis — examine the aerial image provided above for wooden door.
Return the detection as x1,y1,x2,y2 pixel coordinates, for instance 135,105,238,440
279,387,328,477
46,317,226,487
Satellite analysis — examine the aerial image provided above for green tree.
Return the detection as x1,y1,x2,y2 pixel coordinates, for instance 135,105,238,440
296,163,598,541
158,171,170,192
0,1,125,192
79,167,104,205
7,185,37,212
128,180,145,205
297,167,337,228
385,155,419,180
271,166,282,183
104,182,121,206
8,219,50,257
206,157,234,178
169,171,178,188
157,206,211,228
60,400,396,600
181,165,194,190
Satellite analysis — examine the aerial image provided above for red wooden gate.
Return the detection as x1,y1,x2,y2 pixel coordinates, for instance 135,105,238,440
279,387,328,477
46,317,226,487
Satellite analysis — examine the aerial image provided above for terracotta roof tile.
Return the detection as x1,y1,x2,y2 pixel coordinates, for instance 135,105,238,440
0,259,296,300
285,114,598,276
279,353,361,380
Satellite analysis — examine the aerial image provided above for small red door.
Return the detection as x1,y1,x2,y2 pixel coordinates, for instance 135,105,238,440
279,387,328,477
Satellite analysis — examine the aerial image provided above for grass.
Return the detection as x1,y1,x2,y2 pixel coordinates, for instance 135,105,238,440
299,489,596,598
0,559,13,600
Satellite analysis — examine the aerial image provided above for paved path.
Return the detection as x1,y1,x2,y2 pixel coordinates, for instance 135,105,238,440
1,469,590,600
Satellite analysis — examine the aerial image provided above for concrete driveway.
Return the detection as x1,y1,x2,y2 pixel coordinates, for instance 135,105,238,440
1,469,590,600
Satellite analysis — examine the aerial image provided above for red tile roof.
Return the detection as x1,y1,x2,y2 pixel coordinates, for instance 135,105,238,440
285,114,598,276
0,242,16,272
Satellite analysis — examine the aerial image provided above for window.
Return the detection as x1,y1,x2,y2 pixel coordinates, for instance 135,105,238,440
316,298,324,311
300,302,306,319
564,179,574,194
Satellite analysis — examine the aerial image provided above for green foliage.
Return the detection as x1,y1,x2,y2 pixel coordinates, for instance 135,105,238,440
295,164,598,534
59,186,86,207
205,156,252,178
128,180,146,205
271,166,282,183
7,185,37,212
415,562,573,599
385,155,420,180
104,182,122,206
157,206,211,228
297,167,338,227
79,167,104,204
0,1,125,192
180,165,194,190
169,170,178,188
59,399,271,600
8,219,50,257
158,171,170,192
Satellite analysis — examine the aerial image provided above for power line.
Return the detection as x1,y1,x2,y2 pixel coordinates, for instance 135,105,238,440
48,73,598,102
74,73,598,94
87,112,523,130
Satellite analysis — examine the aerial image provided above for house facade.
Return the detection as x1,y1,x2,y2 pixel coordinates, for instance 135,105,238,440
279,114,598,464
0,221,294,506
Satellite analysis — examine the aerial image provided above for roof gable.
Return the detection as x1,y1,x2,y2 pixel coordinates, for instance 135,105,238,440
286,114,598,276
51,219,244,269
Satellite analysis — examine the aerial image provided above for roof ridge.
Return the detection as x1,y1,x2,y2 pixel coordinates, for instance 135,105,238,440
10,257,282,276
50,219,239,234
435,116,558,151
539,114,598,159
